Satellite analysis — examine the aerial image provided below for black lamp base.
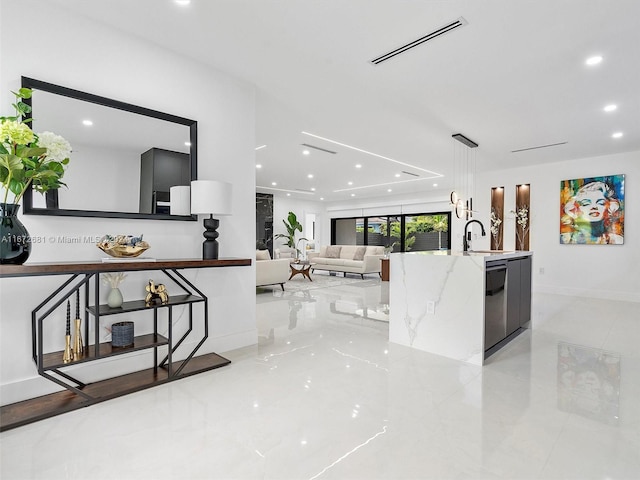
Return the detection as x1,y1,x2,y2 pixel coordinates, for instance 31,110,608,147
202,216,220,260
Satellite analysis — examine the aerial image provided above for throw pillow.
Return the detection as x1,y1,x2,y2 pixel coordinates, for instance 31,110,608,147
326,246,342,258
256,249,271,261
353,246,367,261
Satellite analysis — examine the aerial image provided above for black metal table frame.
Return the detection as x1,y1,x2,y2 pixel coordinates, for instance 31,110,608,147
31,268,209,402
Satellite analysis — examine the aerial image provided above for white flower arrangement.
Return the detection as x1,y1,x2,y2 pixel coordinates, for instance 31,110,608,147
510,205,530,250
102,272,127,289
490,208,502,237
36,131,72,162
1,88,73,205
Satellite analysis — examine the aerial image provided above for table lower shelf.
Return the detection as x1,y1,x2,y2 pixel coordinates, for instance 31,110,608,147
0,352,230,431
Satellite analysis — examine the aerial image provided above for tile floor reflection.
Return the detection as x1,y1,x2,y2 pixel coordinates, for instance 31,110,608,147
1,273,639,479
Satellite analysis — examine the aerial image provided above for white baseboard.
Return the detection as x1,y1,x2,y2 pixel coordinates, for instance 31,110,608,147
534,285,640,303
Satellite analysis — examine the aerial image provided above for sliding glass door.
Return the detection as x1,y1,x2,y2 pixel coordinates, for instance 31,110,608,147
332,212,450,252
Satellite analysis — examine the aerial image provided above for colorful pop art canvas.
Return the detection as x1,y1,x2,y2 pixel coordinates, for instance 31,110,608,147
560,174,624,244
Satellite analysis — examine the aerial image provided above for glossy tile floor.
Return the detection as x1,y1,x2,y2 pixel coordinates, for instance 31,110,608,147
1,273,639,479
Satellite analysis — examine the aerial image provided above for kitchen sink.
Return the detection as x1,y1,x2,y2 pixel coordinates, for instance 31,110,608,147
469,250,513,254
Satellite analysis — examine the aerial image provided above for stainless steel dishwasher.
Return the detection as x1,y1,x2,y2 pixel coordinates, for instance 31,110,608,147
485,260,507,351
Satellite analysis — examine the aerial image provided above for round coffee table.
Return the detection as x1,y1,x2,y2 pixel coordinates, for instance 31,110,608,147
289,261,312,281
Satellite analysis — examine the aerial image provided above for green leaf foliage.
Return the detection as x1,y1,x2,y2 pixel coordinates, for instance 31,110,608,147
2,87,72,204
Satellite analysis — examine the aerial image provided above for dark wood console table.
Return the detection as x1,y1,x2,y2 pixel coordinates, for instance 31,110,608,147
0,258,251,431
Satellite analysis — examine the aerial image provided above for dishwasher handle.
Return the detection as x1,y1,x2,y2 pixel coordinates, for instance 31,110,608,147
486,261,507,272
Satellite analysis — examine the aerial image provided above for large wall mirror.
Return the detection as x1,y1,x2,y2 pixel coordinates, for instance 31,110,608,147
22,76,197,220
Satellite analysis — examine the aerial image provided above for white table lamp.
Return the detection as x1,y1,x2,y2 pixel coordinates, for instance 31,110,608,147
169,185,191,216
190,180,232,259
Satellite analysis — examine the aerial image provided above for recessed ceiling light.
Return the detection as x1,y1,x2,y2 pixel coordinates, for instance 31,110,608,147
348,181,353,185
307,174,314,179
311,187,316,191
387,189,392,193
175,0,191,5
302,150,310,156
271,182,277,186
255,144,267,151
184,141,191,146
585,55,603,66
351,193,356,197
355,164,362,169
320,197,324,200
394,173,401,178
603,104,617,112
612,132,623,139
433,183,438,187
256,164,262,169
82,119,93,126
286,193,291,196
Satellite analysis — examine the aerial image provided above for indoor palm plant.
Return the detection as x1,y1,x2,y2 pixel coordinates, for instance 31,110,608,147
274,211,308,260
1,87,72,264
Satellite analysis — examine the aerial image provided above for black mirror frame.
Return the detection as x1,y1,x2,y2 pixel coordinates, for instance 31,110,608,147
21,76,197,221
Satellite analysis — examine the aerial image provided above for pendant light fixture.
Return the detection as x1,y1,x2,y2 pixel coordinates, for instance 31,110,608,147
450,133,479,220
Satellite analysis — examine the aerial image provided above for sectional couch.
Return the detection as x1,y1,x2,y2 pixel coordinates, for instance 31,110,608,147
307,245,385,278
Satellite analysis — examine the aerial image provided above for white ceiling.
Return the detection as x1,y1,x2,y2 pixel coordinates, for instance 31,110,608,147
50,0,640,202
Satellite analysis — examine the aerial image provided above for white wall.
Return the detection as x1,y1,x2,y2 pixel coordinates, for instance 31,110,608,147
474,150,639,302
0,0,257,404
57,143,140,212
270,194,324,252
322,150,639,302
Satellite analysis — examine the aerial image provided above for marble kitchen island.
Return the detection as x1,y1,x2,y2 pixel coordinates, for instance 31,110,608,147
389,250,533,366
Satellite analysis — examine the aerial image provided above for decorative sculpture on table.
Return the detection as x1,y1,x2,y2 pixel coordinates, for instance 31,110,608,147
63,300,73,364
97,234,150,258
73,290,84,360
145,280,169,306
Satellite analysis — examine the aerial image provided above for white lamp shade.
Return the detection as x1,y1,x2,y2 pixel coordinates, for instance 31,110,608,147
190,180,232,215
170,185,191,216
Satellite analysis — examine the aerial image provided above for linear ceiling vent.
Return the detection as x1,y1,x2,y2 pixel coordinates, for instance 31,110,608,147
402,171,420,177
511,141,568,153
301,143,337,154
370,17,468,65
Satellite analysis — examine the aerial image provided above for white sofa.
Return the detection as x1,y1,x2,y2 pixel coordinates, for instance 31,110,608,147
256,250,291,290
307,245,385,278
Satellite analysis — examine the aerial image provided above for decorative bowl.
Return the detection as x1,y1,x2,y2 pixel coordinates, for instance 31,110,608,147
97,234,150,258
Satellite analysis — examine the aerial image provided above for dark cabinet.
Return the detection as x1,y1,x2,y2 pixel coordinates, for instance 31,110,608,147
506,259,521,336
485,263,507,350
519,255,532,328
139,148,190,214
485,255,532,356
506,255,532,335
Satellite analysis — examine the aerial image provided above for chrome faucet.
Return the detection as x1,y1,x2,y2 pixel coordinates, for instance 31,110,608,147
463,219,486,252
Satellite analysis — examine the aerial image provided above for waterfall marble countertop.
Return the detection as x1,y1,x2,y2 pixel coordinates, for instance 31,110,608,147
388,250,532,365
409,250,533,260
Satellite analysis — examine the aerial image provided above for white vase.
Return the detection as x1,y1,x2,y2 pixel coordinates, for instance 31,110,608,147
107,287,123,308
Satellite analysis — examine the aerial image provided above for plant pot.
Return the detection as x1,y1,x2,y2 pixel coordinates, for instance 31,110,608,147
0,203,31,265
111,321,134,347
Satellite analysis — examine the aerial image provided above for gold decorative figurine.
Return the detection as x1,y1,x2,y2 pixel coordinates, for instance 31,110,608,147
145,280,169,306
73,291,84,360
63,300,73,364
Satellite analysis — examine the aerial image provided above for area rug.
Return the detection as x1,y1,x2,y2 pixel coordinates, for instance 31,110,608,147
257,272,380,293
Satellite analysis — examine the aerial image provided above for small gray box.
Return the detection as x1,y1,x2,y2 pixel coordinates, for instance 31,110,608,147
111,321,134,347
